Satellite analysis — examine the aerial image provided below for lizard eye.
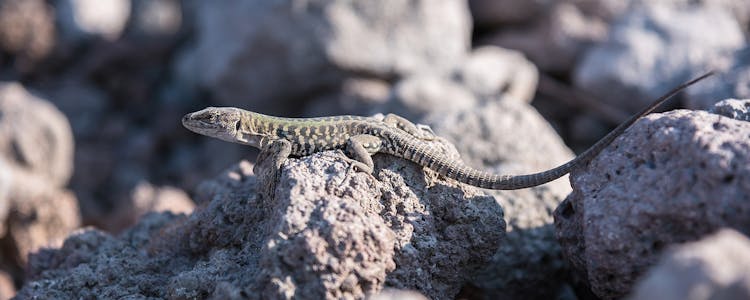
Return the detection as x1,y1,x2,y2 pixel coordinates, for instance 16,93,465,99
234,121,241,131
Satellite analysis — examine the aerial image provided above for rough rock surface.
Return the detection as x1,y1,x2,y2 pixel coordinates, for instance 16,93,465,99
554,110,750,299
710,98,750,122
629,229,750,300
19,145,505,299
574,5,745,113
177,0,471,113
305,70,575,297
425,99,574,177
426,99,575,299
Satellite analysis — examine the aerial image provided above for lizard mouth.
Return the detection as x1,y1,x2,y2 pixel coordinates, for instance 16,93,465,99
181,112,225,136
181,108,244,144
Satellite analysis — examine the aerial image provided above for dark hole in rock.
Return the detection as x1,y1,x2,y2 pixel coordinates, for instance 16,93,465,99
559,201,574,218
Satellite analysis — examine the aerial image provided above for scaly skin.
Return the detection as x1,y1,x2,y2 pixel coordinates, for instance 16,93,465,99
182,72,713,190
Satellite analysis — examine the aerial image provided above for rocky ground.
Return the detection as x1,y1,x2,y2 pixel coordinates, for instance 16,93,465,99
0,0,748,299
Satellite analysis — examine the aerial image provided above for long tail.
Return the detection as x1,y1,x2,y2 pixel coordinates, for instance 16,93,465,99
395,71,714,190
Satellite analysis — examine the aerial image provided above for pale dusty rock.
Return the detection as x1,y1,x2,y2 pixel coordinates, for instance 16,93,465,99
18,145,504,299
131,183,193,215
554,110,750,299
562,0,749,26
176,0,471,113
0,270,15,299
686,48,750,110
456,46,539,102
0,82,74,187
369,288,429,300
4,168,80,266
710,99,750,122
0,159,10,221
629,229,750,300
107,182,195,232
0,82,80,290
56,0,131,41
0,0,55,71
483,3,607,72
423,99,576,299
574,5,745,113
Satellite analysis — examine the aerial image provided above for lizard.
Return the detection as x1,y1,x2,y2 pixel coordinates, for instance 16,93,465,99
182,71,713,190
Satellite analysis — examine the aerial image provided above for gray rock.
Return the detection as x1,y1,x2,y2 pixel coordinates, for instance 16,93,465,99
686,48,750,110
424,99,574,177
421,98,576,299
629,229,750,300
0,82,74,187
574,4,745,113
176,0,471,113
303,66,575,298
554,110,750,299
456,46,539,102
710,98,750,122
19,145,504,299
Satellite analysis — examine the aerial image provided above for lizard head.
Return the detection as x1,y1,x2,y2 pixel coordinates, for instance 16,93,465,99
182,107,263,147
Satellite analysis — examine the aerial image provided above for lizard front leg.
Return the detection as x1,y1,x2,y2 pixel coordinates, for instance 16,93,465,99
383,113,435,141
254,139,292,197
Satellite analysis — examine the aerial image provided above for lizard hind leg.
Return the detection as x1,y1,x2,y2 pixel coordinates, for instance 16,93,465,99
383,113,436,141
338,134,382,185
343,134,382,174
